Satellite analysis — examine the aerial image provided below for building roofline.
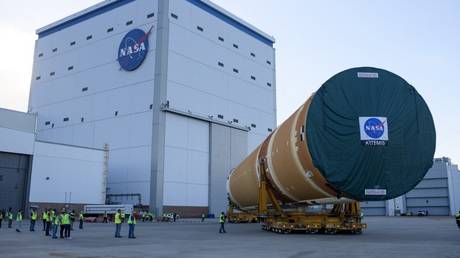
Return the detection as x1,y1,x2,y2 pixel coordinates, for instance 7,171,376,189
195,0,275,44
36,0,134,37
35,0,275,46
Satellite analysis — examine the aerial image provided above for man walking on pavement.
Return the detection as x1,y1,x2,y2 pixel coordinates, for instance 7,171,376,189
15,209,23,232
30,208,37,232
114,209,122,238
79,211,84,229
219,212,227,233
7,207,13,228
128,211,136,239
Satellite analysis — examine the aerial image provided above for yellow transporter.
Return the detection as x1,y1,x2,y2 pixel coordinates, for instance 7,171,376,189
227,67,436,234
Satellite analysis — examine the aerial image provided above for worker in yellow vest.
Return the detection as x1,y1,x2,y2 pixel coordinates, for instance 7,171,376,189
61,210,71,239
42,209,48,231
15,209,23,233
79,211,84,229
114,209,122,238
59,209,66,238
52,209,60,239
45,209,51,236
219,212,226,233
7,207,13,228
128,211,137,239
30,208,37,232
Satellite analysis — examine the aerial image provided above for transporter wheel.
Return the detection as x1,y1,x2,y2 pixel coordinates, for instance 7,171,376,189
309,229,319,234
325,228,337,235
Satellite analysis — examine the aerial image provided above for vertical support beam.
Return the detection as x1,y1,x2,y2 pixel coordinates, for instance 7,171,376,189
150,0,170,216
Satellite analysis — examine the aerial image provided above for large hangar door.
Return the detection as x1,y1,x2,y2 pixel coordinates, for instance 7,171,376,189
163,113,210,216
209,124,247,216
0,152,30,212
361,201,386,216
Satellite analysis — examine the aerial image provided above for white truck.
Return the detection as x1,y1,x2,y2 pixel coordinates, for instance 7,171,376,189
84,204,133,215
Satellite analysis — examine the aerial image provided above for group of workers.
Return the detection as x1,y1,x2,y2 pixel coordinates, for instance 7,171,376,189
0,207,229,239
0,207,85,239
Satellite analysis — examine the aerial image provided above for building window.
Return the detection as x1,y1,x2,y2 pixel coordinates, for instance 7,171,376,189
251,123,256,128
266,60,271,65
147,12,155,19
63,117,69,122
217,114,224,119
218,62,224,67
45,121,51,126
114,111,118,116
171,13,178,19
218,36,224,42
50,72,55,76
70,41,76,46
251,75,256,80
86,35,93,40
82,87,88,92
126,20,133,26
267,82,272,87
38,53,44,57
35,76,41,80
68,66,74,71
81,117,85,122
233,68,239,73
107,27,114,33
51,123,55,128
250,52,256,57
268,128,273,132
52,48,58,53
197,26,204,32
233,44,239,49
149,104,153,110
233,118,239,123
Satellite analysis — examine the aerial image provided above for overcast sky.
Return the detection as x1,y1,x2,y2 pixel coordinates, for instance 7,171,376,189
0,0,459,163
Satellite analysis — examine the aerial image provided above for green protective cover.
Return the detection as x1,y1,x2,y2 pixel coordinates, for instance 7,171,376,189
306,67,436,201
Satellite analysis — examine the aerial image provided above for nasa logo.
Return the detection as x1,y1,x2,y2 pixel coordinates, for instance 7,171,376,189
364,118,385,139
118,27,153,71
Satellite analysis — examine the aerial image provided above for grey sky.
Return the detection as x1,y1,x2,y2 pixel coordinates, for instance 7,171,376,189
0,0,458,163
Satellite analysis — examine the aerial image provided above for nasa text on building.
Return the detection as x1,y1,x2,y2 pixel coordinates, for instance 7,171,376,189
28,0,276,216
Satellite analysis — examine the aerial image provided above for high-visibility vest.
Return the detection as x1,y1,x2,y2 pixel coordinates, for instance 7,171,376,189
43,212,48,220
53,214,60,225
61,214,70,225
115,213,122,224
128,214,136,225
219,214,225,223
31,211,37,220
16,212,23,222
79,213,84,220
8,212,13,220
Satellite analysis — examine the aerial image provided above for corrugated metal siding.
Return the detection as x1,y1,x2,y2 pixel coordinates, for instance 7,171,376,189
0,152,30,212
405,161,450,215
361,201,386,216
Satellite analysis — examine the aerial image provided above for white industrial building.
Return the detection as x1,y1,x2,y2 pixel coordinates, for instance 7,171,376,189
362,157,460,216
0,108,106,213
28,0,276,216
